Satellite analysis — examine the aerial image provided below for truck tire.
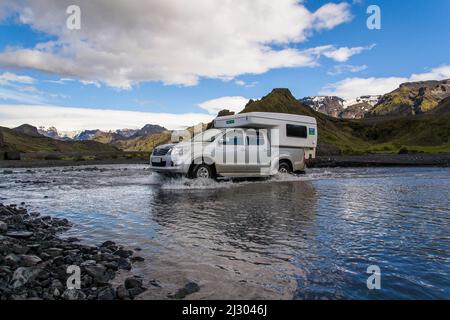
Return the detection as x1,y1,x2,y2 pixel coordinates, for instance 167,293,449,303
192,164,213,179
278,161,292,174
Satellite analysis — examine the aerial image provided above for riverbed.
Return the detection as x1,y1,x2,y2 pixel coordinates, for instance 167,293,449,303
1,165,449,299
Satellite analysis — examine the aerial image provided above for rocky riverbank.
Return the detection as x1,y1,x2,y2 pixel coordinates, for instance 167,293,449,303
0,203,147,300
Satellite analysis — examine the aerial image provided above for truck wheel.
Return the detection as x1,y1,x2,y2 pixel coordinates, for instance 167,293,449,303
193,164,213,179
278,161,292,174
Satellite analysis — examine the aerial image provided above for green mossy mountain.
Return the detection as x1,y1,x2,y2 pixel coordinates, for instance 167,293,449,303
368,79,450,117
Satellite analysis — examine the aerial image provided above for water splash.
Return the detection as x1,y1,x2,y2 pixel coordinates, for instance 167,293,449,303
156,172,318,190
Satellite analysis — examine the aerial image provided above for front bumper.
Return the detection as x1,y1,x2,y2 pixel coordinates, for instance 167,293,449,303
149,154,190,175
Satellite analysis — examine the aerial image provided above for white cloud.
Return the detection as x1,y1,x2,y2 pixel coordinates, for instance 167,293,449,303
320,76,406,100
0,72,63,104
302,44,375,63
323,44,375,62
198,96,250,115
44,78,74,84
319,65,450,99
312,2,353,30
0,72,35,85
235,79,257,88
327,64,367,76
0,0,354,88
0,104,214,131
409,65,450,82
0,88,44,104
18,86,42,94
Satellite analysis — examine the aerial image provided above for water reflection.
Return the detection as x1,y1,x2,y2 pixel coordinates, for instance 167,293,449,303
147,181,318,299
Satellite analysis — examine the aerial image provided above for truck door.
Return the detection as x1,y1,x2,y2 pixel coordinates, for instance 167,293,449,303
215,129,246,174
245,129,270,175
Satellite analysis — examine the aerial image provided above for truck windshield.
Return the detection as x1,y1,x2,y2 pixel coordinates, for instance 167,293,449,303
192,129,223,142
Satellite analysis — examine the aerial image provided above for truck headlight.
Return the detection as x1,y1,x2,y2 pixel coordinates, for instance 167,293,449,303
171,147,183,156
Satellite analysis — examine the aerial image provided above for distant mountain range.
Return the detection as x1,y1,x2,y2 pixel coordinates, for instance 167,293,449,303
300,79,450,119
0,124,119,160
37,124,167,142
0,123,168,160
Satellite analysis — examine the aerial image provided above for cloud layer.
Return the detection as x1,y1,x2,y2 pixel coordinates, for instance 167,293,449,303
320,65,450,99
0,104,214,131
0,0,355,88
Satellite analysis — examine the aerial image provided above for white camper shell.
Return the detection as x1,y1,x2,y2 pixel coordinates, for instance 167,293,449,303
149,112,318,179
214,112,317,160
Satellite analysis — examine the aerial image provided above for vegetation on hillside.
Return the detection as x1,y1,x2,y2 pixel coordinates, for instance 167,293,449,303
368,79,450,117
0,126,120,154
112,131,172,152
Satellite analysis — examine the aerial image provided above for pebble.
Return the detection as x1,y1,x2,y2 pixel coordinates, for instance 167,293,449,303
19,255,42,267
0,221,7,232
5,231,33,239
169,282,200,299
124,276,143,289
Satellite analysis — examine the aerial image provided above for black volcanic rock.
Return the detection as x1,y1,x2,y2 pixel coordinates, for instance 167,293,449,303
0,203,147,300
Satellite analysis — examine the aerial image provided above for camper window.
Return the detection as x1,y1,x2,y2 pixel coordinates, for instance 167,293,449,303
221,131,244,145
286,124,307,138
246,130,265,146
192,129,223,142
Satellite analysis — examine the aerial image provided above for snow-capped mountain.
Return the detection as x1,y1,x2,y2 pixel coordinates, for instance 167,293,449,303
38,126,80,141
73,130,101,141
300,95,382,119
35,124,167,142
342,95,381,108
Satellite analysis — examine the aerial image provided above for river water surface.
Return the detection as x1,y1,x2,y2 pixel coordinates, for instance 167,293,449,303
0,165,449,299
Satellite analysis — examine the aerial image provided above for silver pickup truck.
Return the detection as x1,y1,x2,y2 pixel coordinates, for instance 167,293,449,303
149,113,317,179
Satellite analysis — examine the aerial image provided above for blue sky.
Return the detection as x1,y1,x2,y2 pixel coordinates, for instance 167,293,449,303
0,0,449,130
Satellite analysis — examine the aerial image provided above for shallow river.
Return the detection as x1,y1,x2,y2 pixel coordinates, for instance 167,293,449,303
1,165,449,299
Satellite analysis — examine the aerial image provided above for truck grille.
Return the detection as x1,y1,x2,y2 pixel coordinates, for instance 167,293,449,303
151,161,167,167
153,147,170,156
